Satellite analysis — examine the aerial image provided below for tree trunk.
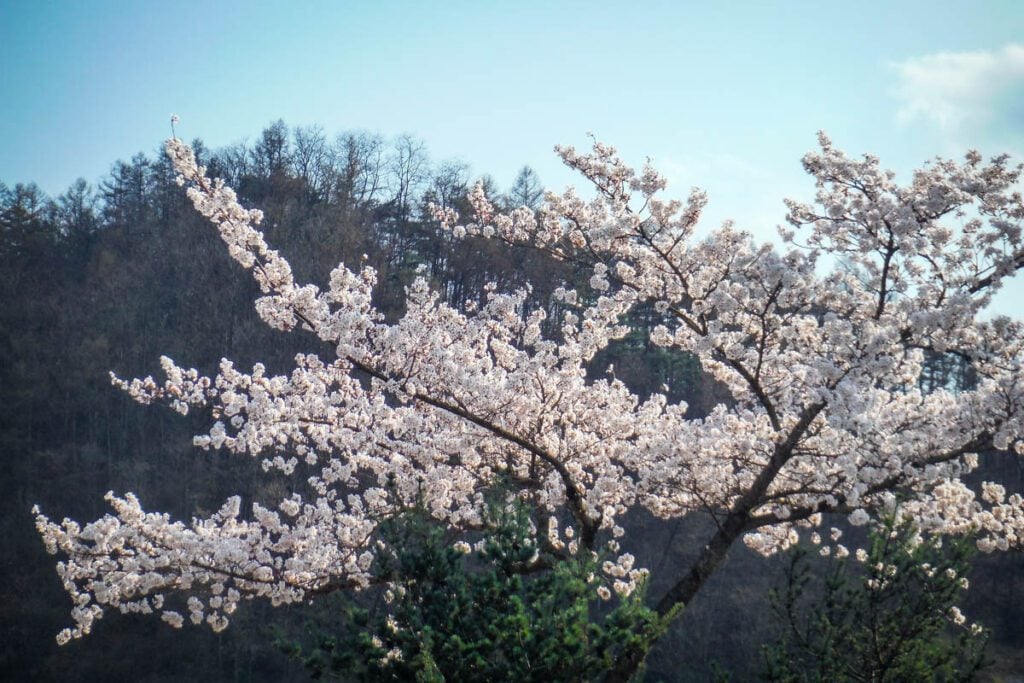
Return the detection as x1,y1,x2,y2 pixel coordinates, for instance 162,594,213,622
603,511,749,682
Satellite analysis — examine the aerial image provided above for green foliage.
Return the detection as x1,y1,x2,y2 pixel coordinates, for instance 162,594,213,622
281,498,662,682
762,518,988,682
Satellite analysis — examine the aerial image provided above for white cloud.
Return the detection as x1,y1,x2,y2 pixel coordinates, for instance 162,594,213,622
891,44,1024,133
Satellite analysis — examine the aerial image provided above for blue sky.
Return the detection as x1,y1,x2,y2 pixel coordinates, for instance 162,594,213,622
2,1,1023,308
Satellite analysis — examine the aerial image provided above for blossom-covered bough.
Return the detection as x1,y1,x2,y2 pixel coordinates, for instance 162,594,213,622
34,132,1024,680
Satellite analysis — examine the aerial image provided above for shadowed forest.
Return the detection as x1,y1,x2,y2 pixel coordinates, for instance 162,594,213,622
3,121,1023,681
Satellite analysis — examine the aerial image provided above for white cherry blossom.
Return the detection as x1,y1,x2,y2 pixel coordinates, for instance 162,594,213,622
34,134,1024,681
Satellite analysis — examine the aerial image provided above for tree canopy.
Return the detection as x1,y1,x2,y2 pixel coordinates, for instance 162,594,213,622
31,131,1024,680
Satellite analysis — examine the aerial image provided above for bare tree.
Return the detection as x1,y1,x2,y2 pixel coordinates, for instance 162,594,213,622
506,165,543,211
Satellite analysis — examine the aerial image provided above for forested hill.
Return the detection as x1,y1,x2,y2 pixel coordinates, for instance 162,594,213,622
2,121,1022,681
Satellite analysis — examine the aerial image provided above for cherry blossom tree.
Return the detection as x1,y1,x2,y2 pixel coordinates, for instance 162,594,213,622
34,132,1024,681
